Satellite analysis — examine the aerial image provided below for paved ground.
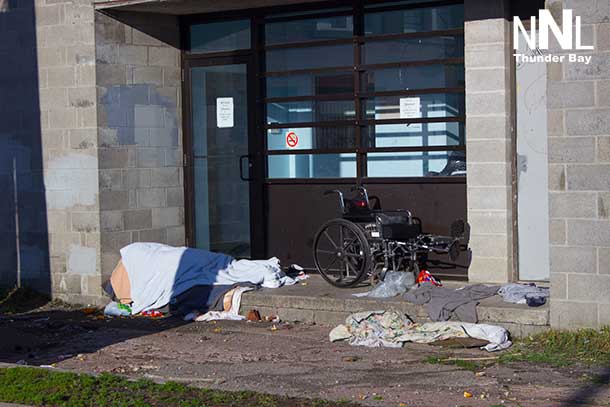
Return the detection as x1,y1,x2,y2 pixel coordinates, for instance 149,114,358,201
1,308,609,407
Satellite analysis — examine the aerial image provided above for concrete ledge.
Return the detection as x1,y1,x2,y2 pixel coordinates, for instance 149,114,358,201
241,276,550,338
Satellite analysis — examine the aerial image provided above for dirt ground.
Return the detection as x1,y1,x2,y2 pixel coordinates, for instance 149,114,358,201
0,308,609,407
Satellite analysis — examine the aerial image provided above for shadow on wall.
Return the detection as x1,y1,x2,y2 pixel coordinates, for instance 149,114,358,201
0,0,51,299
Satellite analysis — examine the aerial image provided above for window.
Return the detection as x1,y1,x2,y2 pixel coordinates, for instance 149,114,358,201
190,19,251,53
263,2,465,180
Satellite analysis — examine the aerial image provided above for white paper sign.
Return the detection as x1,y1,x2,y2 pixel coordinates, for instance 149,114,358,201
399,97,422,131
216,97,234,128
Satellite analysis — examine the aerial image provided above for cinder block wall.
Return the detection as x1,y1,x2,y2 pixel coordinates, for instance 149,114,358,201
94,11,184,281
464,17,516,284
547,0,610,329
0,0,103,303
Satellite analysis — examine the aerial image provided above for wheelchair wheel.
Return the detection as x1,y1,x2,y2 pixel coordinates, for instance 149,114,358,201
313,219,371,288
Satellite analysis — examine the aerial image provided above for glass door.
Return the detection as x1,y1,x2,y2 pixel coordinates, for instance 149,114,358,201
186,56,261,258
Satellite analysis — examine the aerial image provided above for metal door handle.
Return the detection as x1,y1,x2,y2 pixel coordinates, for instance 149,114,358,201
239,155,252,181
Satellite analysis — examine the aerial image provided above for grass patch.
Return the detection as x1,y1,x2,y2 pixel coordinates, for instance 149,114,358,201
499,327,610,367
424,356,480,372
0,367,358,407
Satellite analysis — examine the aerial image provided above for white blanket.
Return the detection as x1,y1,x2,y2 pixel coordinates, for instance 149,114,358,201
120,243,299,314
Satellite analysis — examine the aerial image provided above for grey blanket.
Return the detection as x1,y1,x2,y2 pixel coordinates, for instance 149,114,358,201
404,282,500,323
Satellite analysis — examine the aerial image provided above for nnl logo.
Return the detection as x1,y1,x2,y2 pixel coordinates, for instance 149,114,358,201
514,9,593,51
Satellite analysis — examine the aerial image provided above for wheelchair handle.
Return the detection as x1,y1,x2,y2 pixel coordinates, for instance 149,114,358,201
324,189,346,214
350,186,370,208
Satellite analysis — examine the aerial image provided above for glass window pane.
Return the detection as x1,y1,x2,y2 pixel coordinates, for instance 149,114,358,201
190,20,250,53
267,127,356,151
367,150,466,177
267,100,355,124
366,122,464,148
266,44,353,71
364,94,465,120
268,153,357,178
362,64,464,92
364,4,464,35
267,72,353,98
266,15,353,44
363,36,464,64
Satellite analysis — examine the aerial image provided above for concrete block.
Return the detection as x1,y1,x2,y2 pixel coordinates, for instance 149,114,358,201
599,192,610,218
97,63,126,86
551,272,567,300
467,163,509,187
598,136,610,162
465,18,508,45
123,168,151,188
549,219,566,244
134,105,165,128
166,225,185,246
49,108,77,129
550,246,597,274
138,228,167,243
466,115,510,140
468,257,510,283
567,274,610,302
547,109,564,136
465,42,509,68
36,5,63,26
597,81,610,106
137,148,166,169
165,148,183,166
101,252,121,279
118,44,148,65
600,306,610,326
100,231,132,253
465,68,506,92
54,273,82,295
469,233,508,258
466,139,508,163
67,244,97,275
65,44,96,66
566,164,610,190
99,169,122,190
77,64,96,86
549,192,597,218
567,219,610,246
599,248,610,274
132,66,163,86
68,87,96,109
96,43,118,64
123,209,152,230
166,186,184,207
99,148,129,169
100,190,129,211
47,66,75,88
551,300,598,329
548,81,595,109
564,0,610,24
466,91,509,116
566,53,610,80
163,67,181,86
467,187,510,211
566,109,610,135
137,188,166,208
149,127,176,146
549,136,595,163
132,29,165,47
468,211,507,234
151,207,182,228
71,212,99,233
150,167,179,187
100,211,123,232
69,128,97,149
548,164,565,191
40,87,68,109
598,23,610,51
148,46,178,67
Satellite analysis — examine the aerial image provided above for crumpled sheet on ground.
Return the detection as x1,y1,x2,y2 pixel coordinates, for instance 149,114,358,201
184,286,253,322
329,310,511,352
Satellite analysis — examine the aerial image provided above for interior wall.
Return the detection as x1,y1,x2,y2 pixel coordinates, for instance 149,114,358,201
95,10,184,280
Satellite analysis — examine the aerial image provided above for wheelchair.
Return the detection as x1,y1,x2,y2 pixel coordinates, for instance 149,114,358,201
313,186,470,288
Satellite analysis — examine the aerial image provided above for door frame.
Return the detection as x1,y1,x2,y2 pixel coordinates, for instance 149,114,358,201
182,53,266,258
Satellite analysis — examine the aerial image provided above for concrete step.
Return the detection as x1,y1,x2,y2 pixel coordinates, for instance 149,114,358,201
241,275,550,338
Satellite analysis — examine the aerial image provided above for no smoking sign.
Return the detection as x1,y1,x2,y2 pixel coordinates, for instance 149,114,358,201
285,131,298,148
